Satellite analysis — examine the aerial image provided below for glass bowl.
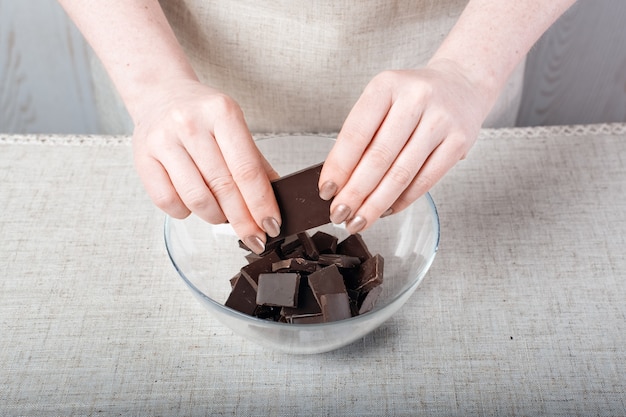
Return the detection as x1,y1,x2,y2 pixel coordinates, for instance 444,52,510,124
164,135,440,354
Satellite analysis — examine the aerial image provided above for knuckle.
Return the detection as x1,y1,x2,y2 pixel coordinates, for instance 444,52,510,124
388,165,414,188
182,187,214,211
207,93,243,120
206,174,236,199
233,160,263,184
342,184,369,204
170,108,198,137
367,144,395,169
412,172,437,194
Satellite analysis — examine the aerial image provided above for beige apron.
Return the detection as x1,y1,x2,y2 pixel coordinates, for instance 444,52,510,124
93,0,525,134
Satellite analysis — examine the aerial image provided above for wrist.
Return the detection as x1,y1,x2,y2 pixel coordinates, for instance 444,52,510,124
425,57,501,121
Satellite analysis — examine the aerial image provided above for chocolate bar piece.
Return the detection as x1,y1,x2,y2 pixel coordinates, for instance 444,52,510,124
307,264,348,306
240,251,282,291
296,232,320,260
354,254,384,292
317,254,362,268
311,231,338,254
256,273,301,308
271,163,332,237
272,257,320,273
320,292,352,322
337,233,372,262
291,314,324,324
358,284,383,315
225,272,258,316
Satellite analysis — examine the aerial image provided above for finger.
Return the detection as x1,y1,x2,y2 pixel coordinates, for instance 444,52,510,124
390,132,467,214
134,152,193,220
213,112,282,237
343,117,448,234
328,96,425,224
318,78,393,202
259,151,280,181
156,141,227,224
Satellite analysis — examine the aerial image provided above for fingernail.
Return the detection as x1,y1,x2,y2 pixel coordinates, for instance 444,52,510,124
346,215,367,234
381,208,394,218
319,181,338,201
330,204,351,224
244,235,265,255
262,217,281,238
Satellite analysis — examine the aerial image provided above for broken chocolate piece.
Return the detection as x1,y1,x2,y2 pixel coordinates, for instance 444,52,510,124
225,272,258,316
307,264,348,306
291,314,324,324
272,257,320,273
337,233,372,262
240,251,282,291
279,234,302,256
297,232,320,260
354,254,384,292
358,284,383,315
311,231,338,254
256,272,301,308
317,254,361,268
230,273,241,289
320,292,352,322
281,282,322,320
271,163,332,237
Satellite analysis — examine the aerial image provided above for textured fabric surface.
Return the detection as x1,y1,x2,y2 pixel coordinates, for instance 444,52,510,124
91,0,525,134
2,124,626,416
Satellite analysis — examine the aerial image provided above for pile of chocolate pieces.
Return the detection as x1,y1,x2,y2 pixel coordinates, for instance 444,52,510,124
222,162,384,323
226,231,384,324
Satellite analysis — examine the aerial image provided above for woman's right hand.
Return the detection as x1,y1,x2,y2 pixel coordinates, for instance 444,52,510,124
132,79,282,254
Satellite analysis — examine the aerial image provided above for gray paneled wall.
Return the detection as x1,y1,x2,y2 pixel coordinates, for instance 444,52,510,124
0,0,98,133
517,0,626,126
1,0,625,134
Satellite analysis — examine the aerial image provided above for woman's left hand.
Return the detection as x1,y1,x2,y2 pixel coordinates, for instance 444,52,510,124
318,59,493,234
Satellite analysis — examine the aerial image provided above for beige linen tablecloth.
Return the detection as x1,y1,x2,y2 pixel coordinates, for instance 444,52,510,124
1,124,626,416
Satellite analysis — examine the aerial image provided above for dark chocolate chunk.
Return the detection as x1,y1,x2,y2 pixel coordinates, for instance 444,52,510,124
297,232,320,260
279,234,302,256
337,233,372,262
256,273,301,307
272,257,320,273
317,254,362,268
254,305,282,320
320,293,352,322
281,282,322,320
225,272,258,316
271,163,332,237
354,254,384,292
307,264,348,306
311,231,338,254
358,285,383,315
230,273,241,289
244,253,262,264
240,251,282,291
290,314,324,324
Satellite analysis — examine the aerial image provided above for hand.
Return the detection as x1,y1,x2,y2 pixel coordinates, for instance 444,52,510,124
319,60,492,234
132,79,281,253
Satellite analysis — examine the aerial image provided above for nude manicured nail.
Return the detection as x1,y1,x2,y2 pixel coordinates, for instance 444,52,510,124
319,181,338,201
330,204,351,224
381,208,394,218
346,215,367,234
244,235,265,254
262,217,281,237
